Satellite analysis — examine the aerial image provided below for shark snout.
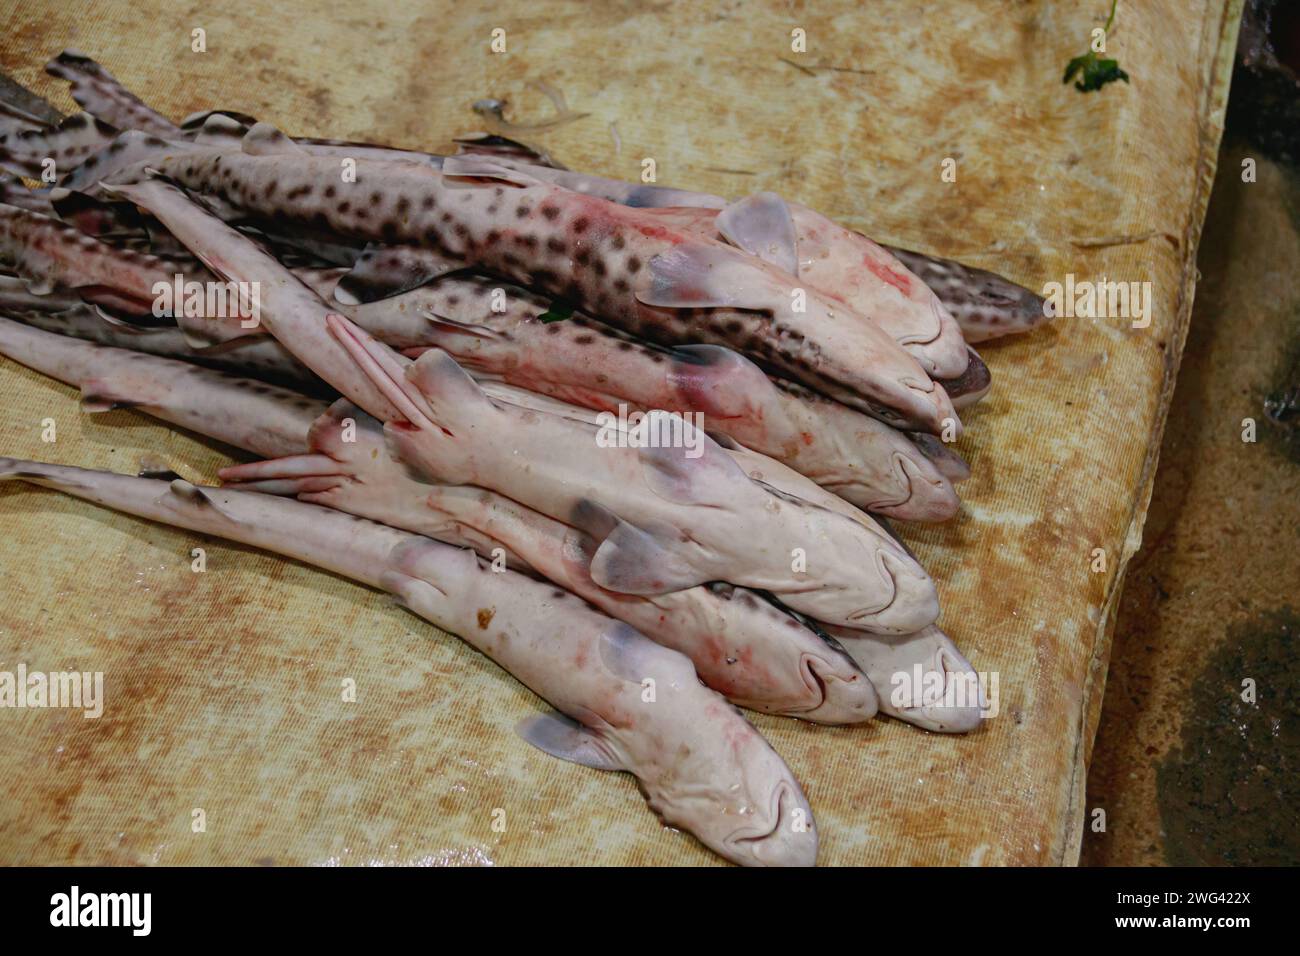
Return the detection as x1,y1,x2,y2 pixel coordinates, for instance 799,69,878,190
798,652,878,725
914,644,984,733
848,549,940,634
725,779,818,867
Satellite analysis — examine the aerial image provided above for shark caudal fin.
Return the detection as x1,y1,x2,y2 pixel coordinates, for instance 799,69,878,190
217,452,346,496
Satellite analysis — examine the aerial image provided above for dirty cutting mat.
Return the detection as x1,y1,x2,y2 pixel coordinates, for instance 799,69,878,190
0,0,1240,866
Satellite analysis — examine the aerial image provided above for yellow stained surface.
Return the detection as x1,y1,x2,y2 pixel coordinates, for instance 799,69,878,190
0,0,1240,865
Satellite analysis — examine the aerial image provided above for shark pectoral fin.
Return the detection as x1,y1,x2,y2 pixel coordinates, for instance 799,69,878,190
635,416,750,506
241,121,306,156
715,192,799,277
378,568,452,616
332,244,462,305
598,623,675,683
587,517,704,595
515,712,626,772
555,524,602,583
635,241,776,310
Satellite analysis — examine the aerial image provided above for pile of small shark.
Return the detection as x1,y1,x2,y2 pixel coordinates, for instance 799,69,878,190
0,51,1054,866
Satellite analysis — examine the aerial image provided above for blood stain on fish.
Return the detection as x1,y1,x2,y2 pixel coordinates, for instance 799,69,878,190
862,256,912,296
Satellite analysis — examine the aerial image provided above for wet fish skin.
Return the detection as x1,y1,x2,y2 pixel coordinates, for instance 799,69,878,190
0,182,960,520
33,61,1042,350
108,141,957,434
0,458,818,866
0,206,204,317
0,173,55,215
64,118,976,414
483,378,947,561
326,313,940,633
6,185,958,519
466,146,1043,349
0,71,64,126
64,128,206,193
0,201,193,313
416,482,879,723
0,323,939,731
0,274,81,313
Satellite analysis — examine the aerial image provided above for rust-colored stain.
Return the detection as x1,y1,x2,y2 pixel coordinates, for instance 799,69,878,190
476,608,495,630
0,0,1241,865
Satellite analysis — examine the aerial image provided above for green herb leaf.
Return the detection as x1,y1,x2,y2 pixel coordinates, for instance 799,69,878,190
1064,51,1130,92
538,300,575,324
1063,1,1129,94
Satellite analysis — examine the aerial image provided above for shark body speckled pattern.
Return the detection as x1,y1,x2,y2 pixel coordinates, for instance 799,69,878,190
105,134,958,434
23,51,1050,354
0,201,201,314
